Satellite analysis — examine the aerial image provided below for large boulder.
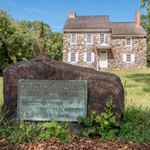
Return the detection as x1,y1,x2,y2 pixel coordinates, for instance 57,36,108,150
3,58,124,119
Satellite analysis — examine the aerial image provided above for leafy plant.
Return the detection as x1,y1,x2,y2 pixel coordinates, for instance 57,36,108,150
38,121,70,143
9,122,40,143
118,106,150,143
78,100,120,140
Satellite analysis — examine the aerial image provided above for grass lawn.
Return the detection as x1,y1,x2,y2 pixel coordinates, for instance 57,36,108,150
0,69,150,108
110,68,150,108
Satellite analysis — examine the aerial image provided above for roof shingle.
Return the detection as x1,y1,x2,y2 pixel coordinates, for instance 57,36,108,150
64,16,110,30
111,22,146,36
64,15,146,37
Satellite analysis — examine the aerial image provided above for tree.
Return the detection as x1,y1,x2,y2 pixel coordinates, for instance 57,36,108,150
141,0,150,7
0,10,15,72
0,10,63,73
141,0,150,65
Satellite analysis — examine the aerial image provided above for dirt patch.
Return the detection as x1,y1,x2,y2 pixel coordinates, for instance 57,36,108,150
1,137,150,150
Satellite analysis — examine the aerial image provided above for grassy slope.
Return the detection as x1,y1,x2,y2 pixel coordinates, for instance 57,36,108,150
111,69,150,108
0,69,150,108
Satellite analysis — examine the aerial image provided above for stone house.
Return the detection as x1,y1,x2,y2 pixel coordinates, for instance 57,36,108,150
63,12,147,70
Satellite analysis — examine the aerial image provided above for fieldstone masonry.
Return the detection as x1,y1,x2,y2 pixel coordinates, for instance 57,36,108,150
63,12,147,70
63,33,147,70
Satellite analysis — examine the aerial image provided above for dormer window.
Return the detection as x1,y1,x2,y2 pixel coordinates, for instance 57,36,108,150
86,33,92,44
100,33,106,45
125,37,132,46
70,33,77,44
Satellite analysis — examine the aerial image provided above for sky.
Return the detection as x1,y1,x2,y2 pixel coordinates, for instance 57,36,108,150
0,0,145,32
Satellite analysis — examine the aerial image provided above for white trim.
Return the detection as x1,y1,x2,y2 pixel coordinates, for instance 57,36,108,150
99,50,108,68
75,52,78,63
84,52,87,62
126,53,132,63
68,52,71,63
123,53,135,64
125,37,132,47
91,52,95,62
84,52,95,63
70,33,77,45
99,33,107,45
131,54,135,63
68,52,78,64
86,33,93,45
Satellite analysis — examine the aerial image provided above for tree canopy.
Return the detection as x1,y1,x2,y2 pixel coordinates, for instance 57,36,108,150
0,10,62,73
141,0,150,65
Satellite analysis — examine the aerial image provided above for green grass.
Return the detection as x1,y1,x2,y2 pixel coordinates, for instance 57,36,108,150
0,69,150,144
110,68,150,108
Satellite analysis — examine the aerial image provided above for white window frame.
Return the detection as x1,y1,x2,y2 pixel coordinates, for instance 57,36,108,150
70,33,77,45
125,37,132,47
86,33,93,45
84,52,95,63
126,53,132,63
99,33,106,45
68,52,78,64
123,53,135,64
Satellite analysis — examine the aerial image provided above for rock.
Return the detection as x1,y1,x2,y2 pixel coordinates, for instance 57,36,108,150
3,58,124,119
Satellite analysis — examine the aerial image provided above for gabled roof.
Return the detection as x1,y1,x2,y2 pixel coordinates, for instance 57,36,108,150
64,14,147,37
111,22,146,37
64,16,110,30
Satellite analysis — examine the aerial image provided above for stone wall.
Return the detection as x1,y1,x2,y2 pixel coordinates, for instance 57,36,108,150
63,33,147,70
63,33,111,69
109,37,147,69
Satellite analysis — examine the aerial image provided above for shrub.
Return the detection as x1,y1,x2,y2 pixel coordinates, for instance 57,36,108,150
38,121,70,143
9,122,40,143
118,106,150,143
78,100,120,140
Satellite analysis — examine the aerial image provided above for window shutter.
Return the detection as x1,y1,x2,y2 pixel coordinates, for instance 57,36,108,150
131,54,135,63
123,54,126,62
84,52,87,62
91,52,95,62
76,52,78,62
68,52,71,63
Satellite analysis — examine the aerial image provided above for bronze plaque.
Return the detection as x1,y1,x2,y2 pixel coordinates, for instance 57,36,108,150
17,80,87,122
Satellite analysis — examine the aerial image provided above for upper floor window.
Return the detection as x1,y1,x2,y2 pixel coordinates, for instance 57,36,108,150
125,37,132,46
86,33,92,44
70,33,77,44
100,33,106,45
68,52,78,63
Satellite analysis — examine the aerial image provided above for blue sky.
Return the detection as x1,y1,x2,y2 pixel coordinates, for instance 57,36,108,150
0,0,144,32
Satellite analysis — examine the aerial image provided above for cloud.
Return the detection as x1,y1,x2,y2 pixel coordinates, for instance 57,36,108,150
25,7,62,21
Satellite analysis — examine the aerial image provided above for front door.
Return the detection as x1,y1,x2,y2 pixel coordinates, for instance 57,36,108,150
99,51,108,68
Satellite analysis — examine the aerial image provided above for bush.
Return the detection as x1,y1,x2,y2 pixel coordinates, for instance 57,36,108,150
38,121,70,143
118,106,150,143
78,100,120,140
0,101,70,144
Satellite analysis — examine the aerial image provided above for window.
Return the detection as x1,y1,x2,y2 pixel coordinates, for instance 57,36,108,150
123,53,135,63
100,33,106,45
86,33,92,44
68,52,78,63
70,33,77,44
84,52,95,63
126,54,131,63
87,52,92,62
70,52,76,62
125,37,132,46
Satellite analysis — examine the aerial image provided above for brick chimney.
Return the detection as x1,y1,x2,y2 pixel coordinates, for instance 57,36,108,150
135,11,141,27
68,12,76,18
